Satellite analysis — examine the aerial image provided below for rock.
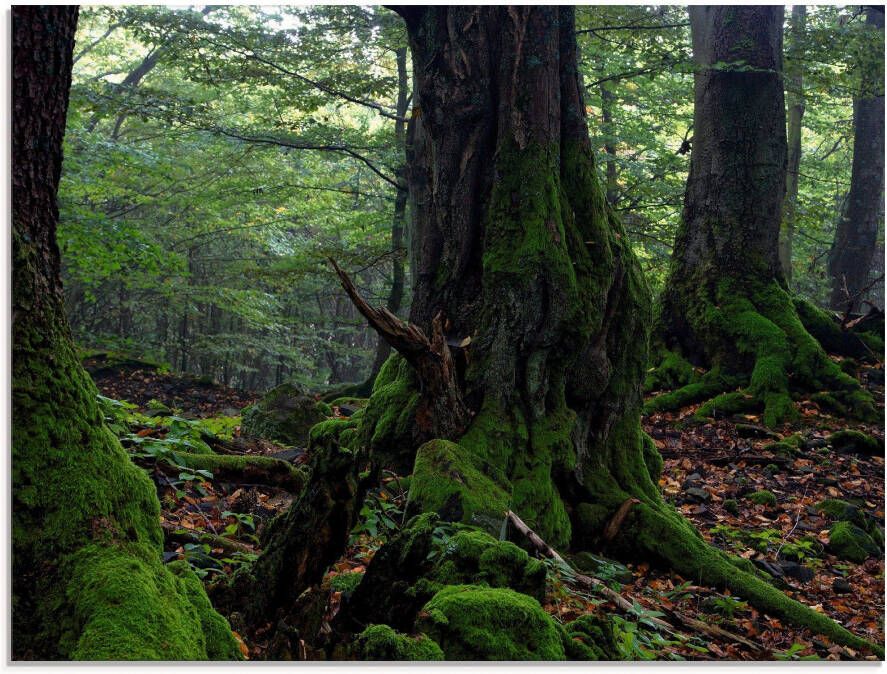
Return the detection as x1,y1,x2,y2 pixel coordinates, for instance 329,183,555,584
829,430,884,456
267,448,306,463
240,383,326,446
685,487,711,503
828,521,880,563
337,404,359,417
162,551,179,563
832,578,852,594
753,558,784,578
778,561,813,582
804,437,828,450
735,423,780,440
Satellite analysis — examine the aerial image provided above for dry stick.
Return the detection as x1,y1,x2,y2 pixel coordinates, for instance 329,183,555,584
505,510,764,654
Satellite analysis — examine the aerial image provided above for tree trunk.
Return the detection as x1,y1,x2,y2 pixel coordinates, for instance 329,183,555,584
780,5,806,284
654,6,875,427
828,7,885,314
600,83,619,206
12,7,238,660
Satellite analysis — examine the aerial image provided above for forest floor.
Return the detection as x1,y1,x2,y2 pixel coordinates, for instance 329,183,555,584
89,357,884,661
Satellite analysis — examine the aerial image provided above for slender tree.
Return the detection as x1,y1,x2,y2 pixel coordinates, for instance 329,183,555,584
828,6,885,314
780,5,806,283
12,6,238,660
651,6,875,427
247,6,878,656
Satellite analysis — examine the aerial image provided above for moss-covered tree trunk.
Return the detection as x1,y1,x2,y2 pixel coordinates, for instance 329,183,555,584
342,5,879,655
828,7,885,314
12,7,238,660
652,6,875,427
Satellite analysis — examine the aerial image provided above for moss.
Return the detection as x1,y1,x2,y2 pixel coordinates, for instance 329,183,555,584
748,490,777,506
829,430,883,455
240,383,326,446
828,521,880,563
417,585,566,661
695,390,759,420
329,571,364,598
723,499,739,516
409,440,510,535
355,624,444,661
644,369,735,415
315,401,333,417
641,432,663,485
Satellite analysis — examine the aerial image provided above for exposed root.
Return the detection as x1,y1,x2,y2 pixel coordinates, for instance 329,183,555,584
649,281,878,426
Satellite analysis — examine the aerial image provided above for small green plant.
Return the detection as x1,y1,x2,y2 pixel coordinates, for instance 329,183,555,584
748,490,777,506
220,511,258,544
351,489,404,541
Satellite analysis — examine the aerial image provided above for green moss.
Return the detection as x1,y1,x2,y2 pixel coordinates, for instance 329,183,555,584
644,369,735,415
315,401,333,417
748,490,777,506
695,390,759,420
828,521,879,563
417,585,566,661
829,430,883,455
329,571,364,597
641,432,663,484
409,440,510,535
723,499,739,515
356,624,444,661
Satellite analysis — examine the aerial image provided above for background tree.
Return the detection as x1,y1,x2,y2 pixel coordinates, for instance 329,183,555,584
828,6,885,314
780,5,807,283
12,6,239,660
651,6,876,427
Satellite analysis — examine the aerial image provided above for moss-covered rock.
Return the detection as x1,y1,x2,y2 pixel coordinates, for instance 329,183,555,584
355,624,444,661
828,521,880,563
240,383,326,446
417,585,566,661
562,613,618,660
644,350,697,393
828,430,883,456
408,439,510,535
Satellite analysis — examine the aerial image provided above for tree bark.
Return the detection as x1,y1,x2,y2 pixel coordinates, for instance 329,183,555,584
780,5,806,284
654,6,875,427
828,7,885,314
12,6,238,660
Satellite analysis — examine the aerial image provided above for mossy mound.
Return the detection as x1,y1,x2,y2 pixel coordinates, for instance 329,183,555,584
748,490,777,506
562,614,618,660
416,585,566,661
355,624,444,661
828,521,880,563
828,430,883,456
643,349,697,393
240,383,326,446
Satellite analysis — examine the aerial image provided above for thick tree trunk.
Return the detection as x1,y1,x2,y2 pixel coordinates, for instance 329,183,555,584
12,7,238,660
654,6,875,427
780,5,806,283
828,7,885,314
